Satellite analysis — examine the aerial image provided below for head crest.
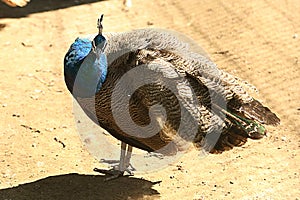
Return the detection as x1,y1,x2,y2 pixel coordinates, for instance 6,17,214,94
97,14,104,34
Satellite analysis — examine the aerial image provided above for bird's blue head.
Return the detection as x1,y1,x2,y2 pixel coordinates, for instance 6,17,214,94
64,14,108,98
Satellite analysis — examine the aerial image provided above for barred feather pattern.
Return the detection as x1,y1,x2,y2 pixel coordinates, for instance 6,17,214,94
73,29,279,154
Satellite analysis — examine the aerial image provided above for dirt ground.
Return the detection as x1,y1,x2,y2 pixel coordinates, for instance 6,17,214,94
0,0,299,199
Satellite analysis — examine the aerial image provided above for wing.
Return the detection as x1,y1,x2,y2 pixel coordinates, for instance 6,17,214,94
129,48,280,153
85,47,220,155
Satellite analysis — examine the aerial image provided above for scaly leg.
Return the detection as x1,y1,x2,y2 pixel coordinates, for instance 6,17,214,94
94,141,134,180
124,145,136,172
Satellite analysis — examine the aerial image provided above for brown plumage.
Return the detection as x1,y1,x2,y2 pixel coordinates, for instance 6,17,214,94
74,33,280,155
65,19,280,177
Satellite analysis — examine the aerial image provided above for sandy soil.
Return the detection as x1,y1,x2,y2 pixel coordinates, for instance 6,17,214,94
0,0,299,199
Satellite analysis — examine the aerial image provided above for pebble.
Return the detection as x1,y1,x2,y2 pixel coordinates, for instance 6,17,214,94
34,89,43,93
45,128,54,132
293,33,298,39
37,161,44,167
193,194,204,200
30,95,39,100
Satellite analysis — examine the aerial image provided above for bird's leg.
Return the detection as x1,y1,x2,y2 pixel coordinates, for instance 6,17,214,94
124,145,132,168
124,145,136,172
115,142,135,174
118,141,127,172
94,141,135,180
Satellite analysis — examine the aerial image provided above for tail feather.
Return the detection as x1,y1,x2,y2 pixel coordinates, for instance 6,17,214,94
145,47,280,153
228,98,280,126
209,126,248,153
201,98,280,154
199,125,249,154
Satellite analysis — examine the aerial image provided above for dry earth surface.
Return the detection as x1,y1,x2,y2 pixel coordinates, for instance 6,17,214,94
0,0,299,199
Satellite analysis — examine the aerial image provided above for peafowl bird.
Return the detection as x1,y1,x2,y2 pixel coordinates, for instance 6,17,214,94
64,15,280,179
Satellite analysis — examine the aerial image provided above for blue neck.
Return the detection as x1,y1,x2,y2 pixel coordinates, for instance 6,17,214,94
72,52,107,98
64,34,107,98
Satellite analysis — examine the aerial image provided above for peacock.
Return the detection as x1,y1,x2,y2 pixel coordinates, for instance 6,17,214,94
64,15,280,179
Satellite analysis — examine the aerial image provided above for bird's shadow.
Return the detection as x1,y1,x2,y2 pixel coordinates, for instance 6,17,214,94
0,0,105,18
0,173,161,200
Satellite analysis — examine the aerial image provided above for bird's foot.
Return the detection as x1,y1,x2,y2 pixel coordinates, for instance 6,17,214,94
100,158,136,171
94,168,125,181
95,158,135,181
95,143,135,181
93,167,134,181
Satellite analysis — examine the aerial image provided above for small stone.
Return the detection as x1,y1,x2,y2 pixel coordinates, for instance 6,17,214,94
293,33,298,39
12,113,20,117
21,42,33,47
193,194,204,200
37,161,44,167
45,128,54,132
30,95,39,100
34,89,42,93
176,165,183,170
147,21,154,26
